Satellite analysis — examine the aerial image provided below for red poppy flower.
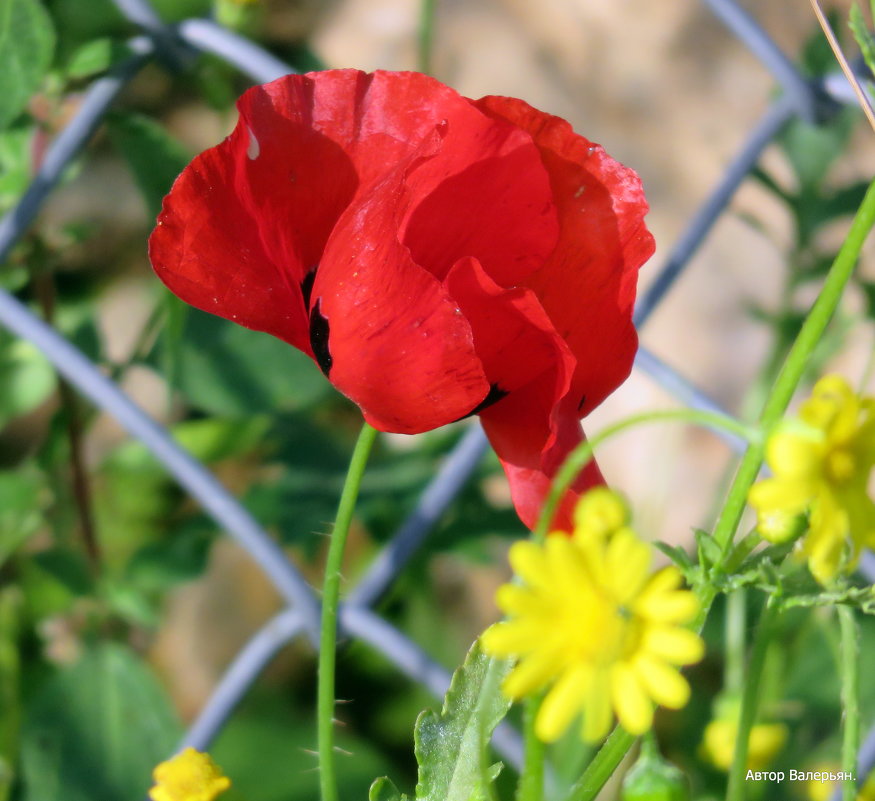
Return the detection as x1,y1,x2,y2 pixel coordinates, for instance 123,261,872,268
149,69,654,531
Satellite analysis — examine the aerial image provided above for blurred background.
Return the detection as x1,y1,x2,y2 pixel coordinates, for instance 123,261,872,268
3,1,875,800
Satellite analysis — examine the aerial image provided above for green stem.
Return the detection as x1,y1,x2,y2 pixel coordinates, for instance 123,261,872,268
534,408,759,543
839,604,860,801
318,422,379,801
417,0,436,74
517,695,545,801
726,598,780,801
712,177,875,557
565,727,636,801
725,589,746,695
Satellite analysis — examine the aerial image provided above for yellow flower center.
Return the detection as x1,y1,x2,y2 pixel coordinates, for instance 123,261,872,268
561,585,638,667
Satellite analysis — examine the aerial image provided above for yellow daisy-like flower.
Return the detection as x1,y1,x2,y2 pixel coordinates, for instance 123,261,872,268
748,375,875,584
700,715,787,772
149,748,231,801
481,496,704,743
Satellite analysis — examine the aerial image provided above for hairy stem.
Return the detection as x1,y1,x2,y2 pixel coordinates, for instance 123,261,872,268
318,422,379,801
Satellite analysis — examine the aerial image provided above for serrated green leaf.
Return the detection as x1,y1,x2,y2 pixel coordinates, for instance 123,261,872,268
65,37,132,78
413,643,511,801
105,111,190,219
0,0,54,130
19,643,181,801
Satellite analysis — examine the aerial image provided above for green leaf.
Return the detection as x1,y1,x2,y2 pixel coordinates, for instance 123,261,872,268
105,111,190,219
65,37,133,79
0,468,46,569
653,541,693,571
694,529,721,570
20,643,181,801
850,4,875,78
0,124,32,213
779,112,856,198
413,643,512,801
0,336,55,428
371,776,408,801
0,589,23,801
30,548,93,596
153,309,332,416
0,0,54,130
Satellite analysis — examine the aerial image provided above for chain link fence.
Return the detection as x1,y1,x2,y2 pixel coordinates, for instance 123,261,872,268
1,0,872,791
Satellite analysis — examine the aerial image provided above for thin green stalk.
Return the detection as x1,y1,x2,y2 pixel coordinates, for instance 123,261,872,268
534,408,759,543
417,0,436,74
517,694,545,801
839,604,860,801
565,727,636,801
318,422,379,801
712,177,875,557
726,598,780,801
726,590,746,695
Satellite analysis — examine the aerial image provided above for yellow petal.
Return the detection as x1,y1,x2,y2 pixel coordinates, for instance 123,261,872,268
495,584,543,616
535,664,591,742
508,541,550,590
502,648,560,698
642,626,705,665
480,621,540,657
581,670,613,743
605,530,651,604
748,476,814,515
632,653,691,709
610,663,653,735
765,428,823,479
635,586,699,624
572,488,629,539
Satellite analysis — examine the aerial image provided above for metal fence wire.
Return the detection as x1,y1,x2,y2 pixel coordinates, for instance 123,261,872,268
1,0,873,790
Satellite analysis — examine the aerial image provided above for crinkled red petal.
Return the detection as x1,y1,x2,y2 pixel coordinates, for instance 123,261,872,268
444,256,598,530
312,84,565,435
472,95,654,416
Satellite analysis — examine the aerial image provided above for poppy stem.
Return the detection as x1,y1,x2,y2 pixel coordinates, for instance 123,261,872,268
318,421,379,801
838,604,860,801
534,408,759,543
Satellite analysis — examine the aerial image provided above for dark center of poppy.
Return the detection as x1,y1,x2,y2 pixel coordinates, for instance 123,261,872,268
301,267,317,308
309,298,332,376
453,383,508,421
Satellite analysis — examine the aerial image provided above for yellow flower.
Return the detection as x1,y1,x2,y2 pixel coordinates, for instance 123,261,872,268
481,492,703,743
700,714,786,772
149,748,231,801
572,486,630,539
748,375,875,584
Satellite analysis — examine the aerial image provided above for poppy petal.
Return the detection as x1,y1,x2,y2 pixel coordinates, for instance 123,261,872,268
444,256,598,529
312,144,491,433
481,398,603,531
311,88,571,435
150,134,313,353
473,95,654,415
